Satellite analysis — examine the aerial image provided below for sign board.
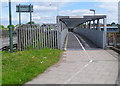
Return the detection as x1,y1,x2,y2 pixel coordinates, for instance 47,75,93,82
16,5,33,12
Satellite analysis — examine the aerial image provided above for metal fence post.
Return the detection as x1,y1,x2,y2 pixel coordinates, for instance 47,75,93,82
9,0,13,52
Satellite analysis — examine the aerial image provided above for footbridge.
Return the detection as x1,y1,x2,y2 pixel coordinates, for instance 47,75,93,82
57,15,107,49
3,15,107,51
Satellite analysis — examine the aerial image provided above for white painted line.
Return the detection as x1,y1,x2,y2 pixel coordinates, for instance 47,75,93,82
64,34,68,51
89,60,93,63
77,35,90,47
63,32,93,84
64,62,89,84
84,64,89,67
72,32,92,60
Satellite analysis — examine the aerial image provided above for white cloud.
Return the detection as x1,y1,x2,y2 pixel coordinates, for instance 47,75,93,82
1,0,29,3
60,9,93,16
1,0,119,2
59,2,118,24
97,2,118,23
95,0,119,2
33,16,56,24
34,5,57,11
33,16,41,19
1,1,119,26
98,2,118,12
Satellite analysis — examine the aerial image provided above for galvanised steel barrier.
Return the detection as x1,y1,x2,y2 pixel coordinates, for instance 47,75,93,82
17,24,68,50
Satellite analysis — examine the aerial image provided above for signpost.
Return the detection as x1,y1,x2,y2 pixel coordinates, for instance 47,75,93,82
16,5,33,12
16,4,33,26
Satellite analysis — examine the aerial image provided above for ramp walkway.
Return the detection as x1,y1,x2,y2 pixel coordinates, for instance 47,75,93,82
26,32,118,84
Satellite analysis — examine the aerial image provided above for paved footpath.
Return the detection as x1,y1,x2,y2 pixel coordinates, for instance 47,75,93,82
26,32,118,84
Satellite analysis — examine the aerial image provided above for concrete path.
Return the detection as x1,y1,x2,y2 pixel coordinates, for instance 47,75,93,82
26,32,118,84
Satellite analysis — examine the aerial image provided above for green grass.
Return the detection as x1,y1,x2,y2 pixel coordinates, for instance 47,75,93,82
2,48,63,85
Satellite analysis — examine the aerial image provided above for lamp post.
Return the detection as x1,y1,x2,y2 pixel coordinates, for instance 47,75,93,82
49,3,59,16
90,9,96,29
56,5,59,16
90,9,95,15
9,0,13,52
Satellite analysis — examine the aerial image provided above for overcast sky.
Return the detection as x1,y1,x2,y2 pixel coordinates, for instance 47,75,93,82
1,0,119,27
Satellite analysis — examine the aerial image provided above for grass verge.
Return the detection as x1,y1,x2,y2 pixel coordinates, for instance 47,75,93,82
2,48,63,85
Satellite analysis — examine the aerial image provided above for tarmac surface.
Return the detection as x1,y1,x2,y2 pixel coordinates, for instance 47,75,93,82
0,36,17,49
26,32,118,84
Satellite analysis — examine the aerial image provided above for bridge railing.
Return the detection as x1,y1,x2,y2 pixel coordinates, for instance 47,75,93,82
57,22,68,50
74,28,106,48
58,29,68,50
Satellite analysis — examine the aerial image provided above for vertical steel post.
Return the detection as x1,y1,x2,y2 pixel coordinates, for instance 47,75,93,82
94,11,95,15
103,17,107,48
93,20,95,29
30,4,32,27
19,4,21,26
9,0,13,52
97,19,100,30
89,21,91,29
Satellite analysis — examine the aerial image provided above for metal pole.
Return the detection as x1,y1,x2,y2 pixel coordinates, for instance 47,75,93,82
57,5,59,16
30,4,32,27
97,19,100,30
94,11,95,15
90,9,96,29
19,4,21,26
103,17,107,48
93,11,95,29
9,0,13,52
90,9,95,15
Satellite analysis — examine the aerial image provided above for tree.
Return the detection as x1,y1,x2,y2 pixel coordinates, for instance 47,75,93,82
7,25,15,29
27,21,35,24
111,22,116,26
15,24,20,27
0,25,4,28
0,25,9,30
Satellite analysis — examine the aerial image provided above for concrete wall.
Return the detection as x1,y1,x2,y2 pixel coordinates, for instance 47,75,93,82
74,28,105,48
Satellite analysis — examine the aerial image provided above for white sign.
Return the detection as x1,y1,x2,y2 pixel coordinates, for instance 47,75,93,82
16,5,33,12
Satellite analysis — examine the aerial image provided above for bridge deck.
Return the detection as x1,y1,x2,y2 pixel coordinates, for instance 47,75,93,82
66,32,100,50
66,32,82,50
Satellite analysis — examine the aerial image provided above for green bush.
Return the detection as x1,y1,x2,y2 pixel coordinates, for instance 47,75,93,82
7,25,15,29
26,21,35,24
0,25,4,28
